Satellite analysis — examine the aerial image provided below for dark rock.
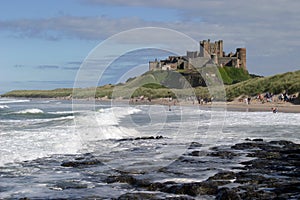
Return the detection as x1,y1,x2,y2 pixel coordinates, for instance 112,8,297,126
273,182,300,195
134,136,164,140
117,192,161,200
188,142,202,149
162,181,218,196
135,136,155,140
165,197,195,200
230,140,300,199
252,138,263,142
244,138,263,142
239,187,277,200
74,157,85,160
189,151,201,156
147,182,166,191
61,159,103,168
216,187,241,200
117,192,194,200
106,139,300,199
208,151,239,159
188,151,207,157
231,141,280,152
231,142,260,150
118,136,164,141
208,171,236,181
49,180,88,190
156,135,163,139
106,174,150,188
247,150,281,159
269,140,295,146
236,172,275,185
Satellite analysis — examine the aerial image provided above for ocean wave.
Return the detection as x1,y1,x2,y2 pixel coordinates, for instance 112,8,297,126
0,105,9,109
15,108,44,114
0,115,74,124
48,111,76,115
0,99,30,104
73,106,143,141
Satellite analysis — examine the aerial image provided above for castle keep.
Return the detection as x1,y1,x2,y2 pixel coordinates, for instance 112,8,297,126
149,39,246,71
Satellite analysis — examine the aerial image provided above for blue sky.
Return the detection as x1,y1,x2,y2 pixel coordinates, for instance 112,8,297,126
0,0,300,94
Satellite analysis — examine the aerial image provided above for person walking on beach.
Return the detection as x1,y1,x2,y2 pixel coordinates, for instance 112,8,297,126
272,107,278,113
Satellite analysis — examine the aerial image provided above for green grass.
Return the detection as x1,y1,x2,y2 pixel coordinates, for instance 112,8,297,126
225,70,300,101
218,66,251,85
2,70,299,102
2,88,73,98
139,83,167,89
218,67,233,84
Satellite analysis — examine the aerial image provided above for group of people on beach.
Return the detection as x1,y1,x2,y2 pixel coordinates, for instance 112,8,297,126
278,92,297,102
255,91,297,104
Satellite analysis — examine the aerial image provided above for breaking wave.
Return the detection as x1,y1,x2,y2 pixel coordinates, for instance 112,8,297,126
15,108,44,114
0,99,30,104
75,107,142,141
0,105,9,109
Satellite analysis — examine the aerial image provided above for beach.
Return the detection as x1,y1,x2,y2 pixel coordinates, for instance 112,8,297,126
126,97,300,113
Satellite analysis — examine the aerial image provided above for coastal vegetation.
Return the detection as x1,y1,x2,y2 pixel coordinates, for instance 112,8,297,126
225,70,300,100
218,66,252,84
2,69,299,102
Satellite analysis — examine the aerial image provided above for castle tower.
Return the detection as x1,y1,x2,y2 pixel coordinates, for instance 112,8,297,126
211,54,218,65
199,39,210,57
217,40,223,58
236,48,246,70
200,39,223,58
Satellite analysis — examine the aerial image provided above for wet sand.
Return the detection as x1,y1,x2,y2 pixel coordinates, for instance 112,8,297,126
132,98,300,113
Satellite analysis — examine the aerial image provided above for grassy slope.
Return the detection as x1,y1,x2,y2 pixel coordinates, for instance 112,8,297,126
2,88,73,98
218,66,251,84
225,70,300,100
2,70,299,101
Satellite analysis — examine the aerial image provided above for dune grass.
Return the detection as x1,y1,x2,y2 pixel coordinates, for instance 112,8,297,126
225,70,300,100
2,88,73,98
2,70,299,102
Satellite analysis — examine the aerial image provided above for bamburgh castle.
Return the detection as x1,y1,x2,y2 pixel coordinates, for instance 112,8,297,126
149,39,246,71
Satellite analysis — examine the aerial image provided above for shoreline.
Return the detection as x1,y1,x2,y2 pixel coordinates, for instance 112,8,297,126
1,96,300,113
126,98,300,113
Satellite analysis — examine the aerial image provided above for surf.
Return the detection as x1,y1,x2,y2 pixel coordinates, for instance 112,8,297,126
15,108,44,114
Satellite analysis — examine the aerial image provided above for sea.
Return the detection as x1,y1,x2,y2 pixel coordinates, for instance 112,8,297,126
0,98,299,199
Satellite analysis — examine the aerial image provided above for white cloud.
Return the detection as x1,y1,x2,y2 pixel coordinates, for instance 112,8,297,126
1,0,300,75
0,16,151,40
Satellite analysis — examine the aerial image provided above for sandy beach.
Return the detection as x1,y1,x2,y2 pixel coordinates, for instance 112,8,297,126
127,98,300,113
225,101,300,113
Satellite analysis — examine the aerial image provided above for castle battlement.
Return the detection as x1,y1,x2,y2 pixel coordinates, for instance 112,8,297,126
149,39,246,71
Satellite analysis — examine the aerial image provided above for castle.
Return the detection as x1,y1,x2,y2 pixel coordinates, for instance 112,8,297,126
149,39,246,71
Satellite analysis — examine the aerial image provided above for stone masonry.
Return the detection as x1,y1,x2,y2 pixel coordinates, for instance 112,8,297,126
149,39,246,71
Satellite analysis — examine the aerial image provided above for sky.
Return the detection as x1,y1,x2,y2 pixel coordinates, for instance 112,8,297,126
0,0,300,94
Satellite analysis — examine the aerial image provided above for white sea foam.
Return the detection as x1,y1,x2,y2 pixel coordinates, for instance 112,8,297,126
48,111,77,115
74,106,142,141
15,108,44,114
28,115,75,123
0,129,81,166
0,105,145,166
0,105,9,109
0,99,30,104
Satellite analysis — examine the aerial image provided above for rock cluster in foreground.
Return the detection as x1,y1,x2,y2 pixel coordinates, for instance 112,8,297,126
59,139,299,199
